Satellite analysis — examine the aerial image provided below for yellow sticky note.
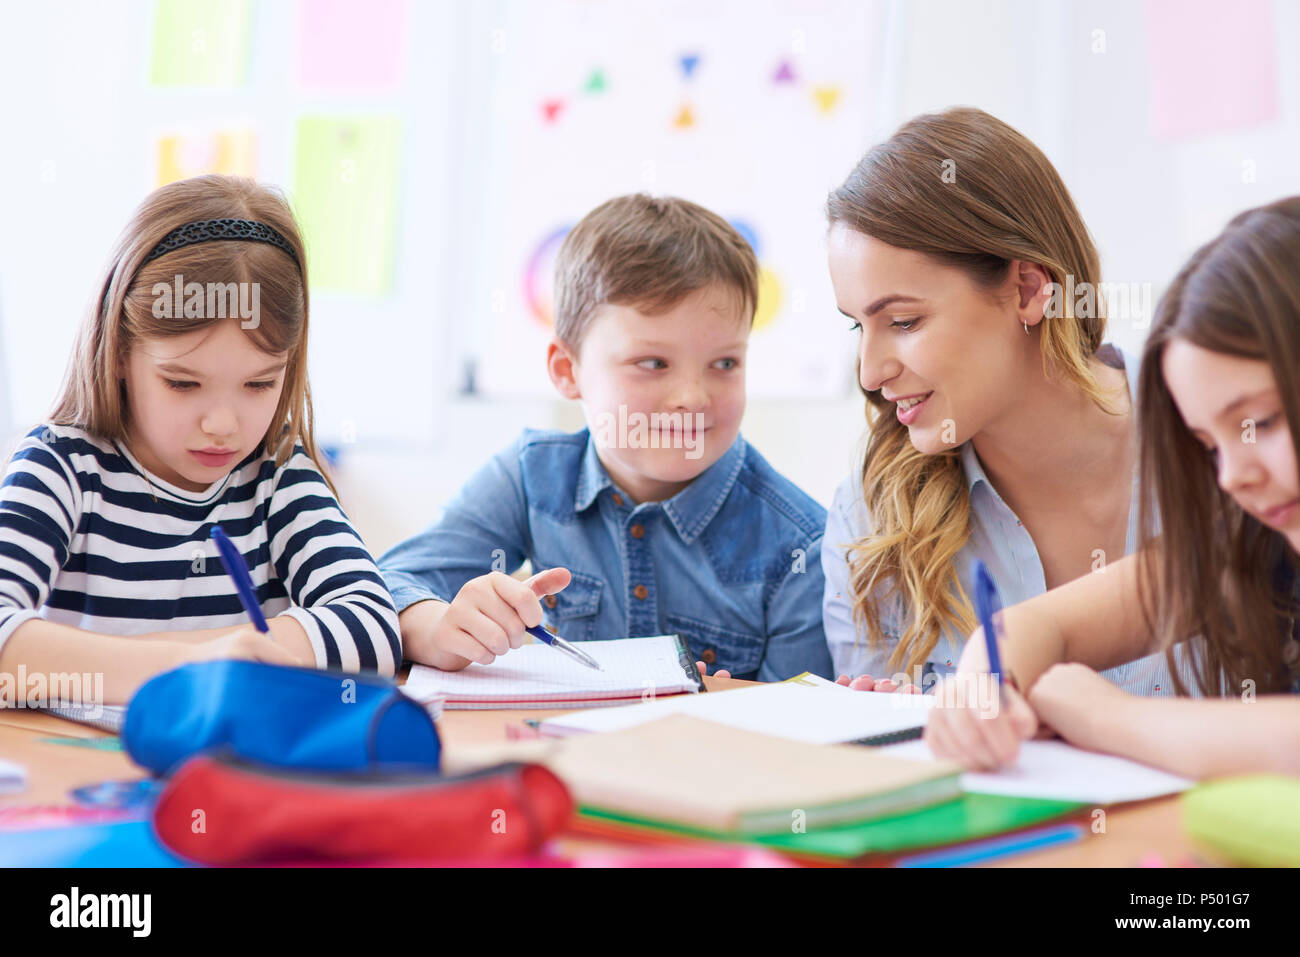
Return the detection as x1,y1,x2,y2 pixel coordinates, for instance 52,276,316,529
149,0,251,88
156,131,256,188
292,116,402,296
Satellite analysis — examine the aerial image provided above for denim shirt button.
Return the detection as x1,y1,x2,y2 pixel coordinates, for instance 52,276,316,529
633,584,648,600
629,523,645,539
611,493,624,507
544,594,557,609
701,648,716,664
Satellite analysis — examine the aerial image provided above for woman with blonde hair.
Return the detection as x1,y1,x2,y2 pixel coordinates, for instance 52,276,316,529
822,107,1187,695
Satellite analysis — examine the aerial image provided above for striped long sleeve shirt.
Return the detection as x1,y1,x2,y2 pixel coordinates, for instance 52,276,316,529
0,424,400,674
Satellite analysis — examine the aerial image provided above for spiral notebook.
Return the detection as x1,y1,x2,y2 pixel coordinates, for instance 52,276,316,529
402,634,705,710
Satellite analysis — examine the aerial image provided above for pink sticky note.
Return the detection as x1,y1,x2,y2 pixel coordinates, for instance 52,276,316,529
1145,0,1279,139
297,0,406,89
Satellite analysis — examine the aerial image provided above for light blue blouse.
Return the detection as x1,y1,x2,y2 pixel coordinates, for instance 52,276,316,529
821,345,1201,696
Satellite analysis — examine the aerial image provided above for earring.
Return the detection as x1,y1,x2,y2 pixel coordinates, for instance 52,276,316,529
1023,321,1030,335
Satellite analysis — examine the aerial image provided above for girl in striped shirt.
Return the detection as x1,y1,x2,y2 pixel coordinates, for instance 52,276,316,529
0,175,400,706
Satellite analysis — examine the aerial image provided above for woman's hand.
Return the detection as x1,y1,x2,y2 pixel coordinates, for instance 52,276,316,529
696,661,732,679
835,673,921,693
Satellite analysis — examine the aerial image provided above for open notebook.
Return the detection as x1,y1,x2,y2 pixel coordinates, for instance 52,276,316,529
402,634,704,710
539,678,933,744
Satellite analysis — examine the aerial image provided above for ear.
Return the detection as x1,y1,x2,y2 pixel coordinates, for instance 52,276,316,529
1011,260,1055,330
546,337,582,400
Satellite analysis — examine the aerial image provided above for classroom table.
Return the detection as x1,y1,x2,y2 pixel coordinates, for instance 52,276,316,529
0,674,1221,867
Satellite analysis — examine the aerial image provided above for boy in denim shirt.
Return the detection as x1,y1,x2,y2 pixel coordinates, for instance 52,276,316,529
381,195,832,680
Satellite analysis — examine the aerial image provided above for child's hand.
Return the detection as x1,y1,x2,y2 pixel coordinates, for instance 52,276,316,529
1026,663,1126,749
924,673,1038,770
418,568,573,671
183,627,303,667
835,673,922,693
695,661,732,679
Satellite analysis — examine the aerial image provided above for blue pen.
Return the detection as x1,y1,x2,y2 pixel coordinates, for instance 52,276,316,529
525,623,603,672
973,559,1012,691
210,525,269,633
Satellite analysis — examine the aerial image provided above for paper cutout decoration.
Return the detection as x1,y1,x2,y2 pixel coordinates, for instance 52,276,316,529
679,53,701,80
149,0,251,88
754,267,783,332
674,103,695,129
523,224,573,328
812,85,842,114
773,60,796,84
1144,0,1279,139
297,0,407,89
292,116,402,295
155,130,256,188
730,221,781,333
584,68,607,93
542,99,566,123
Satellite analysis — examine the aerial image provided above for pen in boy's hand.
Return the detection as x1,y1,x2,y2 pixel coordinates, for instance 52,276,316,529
526,624,603,671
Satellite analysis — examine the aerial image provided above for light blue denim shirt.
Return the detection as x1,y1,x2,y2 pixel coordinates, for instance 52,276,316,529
822,344,1201,696
380,428,833,681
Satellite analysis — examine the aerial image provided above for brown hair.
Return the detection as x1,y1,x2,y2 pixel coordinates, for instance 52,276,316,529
1137,196,1300,696
49,174,335,493
826,107,1119,673
552,193,758,351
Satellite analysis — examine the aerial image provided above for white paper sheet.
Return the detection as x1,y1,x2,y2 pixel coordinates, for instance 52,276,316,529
882,738,1193,804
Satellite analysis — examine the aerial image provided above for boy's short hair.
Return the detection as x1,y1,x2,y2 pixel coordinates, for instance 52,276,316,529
553,194,759,352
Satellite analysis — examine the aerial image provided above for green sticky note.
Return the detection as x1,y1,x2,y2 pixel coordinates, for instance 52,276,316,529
37,736,123,751
149,0,251,88
293,116,402,295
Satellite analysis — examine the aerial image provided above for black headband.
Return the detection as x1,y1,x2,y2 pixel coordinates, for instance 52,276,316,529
140,218,301,269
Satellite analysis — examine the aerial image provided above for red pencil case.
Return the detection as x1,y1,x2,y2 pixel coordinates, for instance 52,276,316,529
153,752,573,865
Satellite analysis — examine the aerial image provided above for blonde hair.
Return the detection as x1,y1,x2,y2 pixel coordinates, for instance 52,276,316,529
49,175,335,493
826,108,1117,673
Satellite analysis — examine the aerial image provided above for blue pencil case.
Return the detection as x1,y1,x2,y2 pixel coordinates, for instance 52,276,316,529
122,661,440,777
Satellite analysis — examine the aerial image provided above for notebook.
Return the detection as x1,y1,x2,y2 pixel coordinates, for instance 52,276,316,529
402,634,704,709
539,679,932,744
545,714,962,835
42,704,126,734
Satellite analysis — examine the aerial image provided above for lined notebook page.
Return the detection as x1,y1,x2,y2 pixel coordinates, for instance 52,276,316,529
403,634,699,706
542,681,933,742
883,739,1193,804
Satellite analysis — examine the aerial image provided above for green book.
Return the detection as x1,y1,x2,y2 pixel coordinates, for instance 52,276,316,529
578,792,1084,862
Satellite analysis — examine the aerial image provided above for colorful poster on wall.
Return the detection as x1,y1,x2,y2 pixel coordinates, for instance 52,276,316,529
296,0,408,89
149,0,251,88
292,115,402,295
471,0,881,398
155,130,256,187
1145,0,1279,139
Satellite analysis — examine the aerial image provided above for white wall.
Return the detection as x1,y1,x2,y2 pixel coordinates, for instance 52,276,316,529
3,0,1299,551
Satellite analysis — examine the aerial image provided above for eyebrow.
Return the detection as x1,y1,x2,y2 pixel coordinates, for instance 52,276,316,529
838,295,926,319
156,361,287,378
